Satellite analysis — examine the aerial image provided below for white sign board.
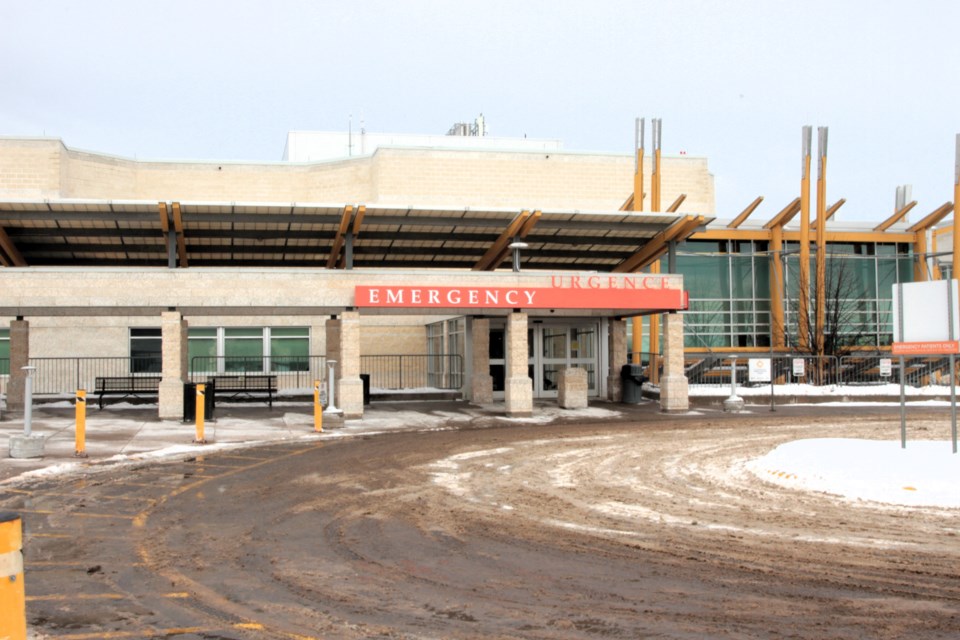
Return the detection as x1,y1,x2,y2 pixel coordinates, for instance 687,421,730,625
792,358,805,377
879,358,892,377
892,280,960,342
749,358,772,383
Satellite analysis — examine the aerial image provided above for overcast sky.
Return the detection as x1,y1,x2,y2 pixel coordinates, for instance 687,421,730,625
2,0,957,222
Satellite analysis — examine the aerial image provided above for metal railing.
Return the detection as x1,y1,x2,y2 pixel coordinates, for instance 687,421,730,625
839,354,956,387
360,354,464,390
682,355,841,387
25,357,162,396
189,355,326,393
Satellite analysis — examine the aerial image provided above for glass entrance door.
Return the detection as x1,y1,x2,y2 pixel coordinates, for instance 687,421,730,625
489,321,599,399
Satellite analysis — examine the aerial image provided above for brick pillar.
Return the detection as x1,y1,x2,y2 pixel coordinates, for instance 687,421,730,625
470,317,493,404
660,312,689,412
338,311,363,419
325,317,341,382
504,312,532,417
5,320,29,412
158,311,188,420
607,318,627,402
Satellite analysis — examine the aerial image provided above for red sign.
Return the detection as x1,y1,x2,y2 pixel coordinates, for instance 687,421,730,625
355,285,688,311
891,341,960,355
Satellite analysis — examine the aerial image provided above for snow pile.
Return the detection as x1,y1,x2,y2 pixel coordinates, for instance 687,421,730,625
748,438,960,508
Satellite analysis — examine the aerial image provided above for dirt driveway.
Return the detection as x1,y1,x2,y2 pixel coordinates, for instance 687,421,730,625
7,406,960,639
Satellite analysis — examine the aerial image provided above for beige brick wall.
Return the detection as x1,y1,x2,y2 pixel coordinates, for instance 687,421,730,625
0,138,714,214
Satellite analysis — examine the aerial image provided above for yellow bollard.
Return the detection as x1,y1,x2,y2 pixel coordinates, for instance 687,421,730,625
0,512,26,640
314,380,323,433
194,383,207,444
75,389,88,458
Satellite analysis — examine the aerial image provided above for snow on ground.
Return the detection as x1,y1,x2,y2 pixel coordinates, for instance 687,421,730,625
687,382,958,397
747,438,960,508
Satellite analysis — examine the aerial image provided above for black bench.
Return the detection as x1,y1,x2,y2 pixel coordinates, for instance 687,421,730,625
208,375,277,407
95,376,162,409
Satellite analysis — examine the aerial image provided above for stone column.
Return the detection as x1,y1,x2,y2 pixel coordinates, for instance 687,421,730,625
158,311,188,420
5,320,29,412
504,312,532,417
470,317,493,404
607,318,627,402
337,311,364,419
660,312,689,412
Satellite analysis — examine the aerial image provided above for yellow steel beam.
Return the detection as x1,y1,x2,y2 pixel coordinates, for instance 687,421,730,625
781,230,915,243
0,225,26,266
811,198,845,229
726,196,764,229
907,202,954,233
472,210,531,271
633,117,645,213
914,230,930,281
171,202,188,268
762,197,802,229
874,200,917,231
325,205,354,269
769,225,785,348
665,194,687,213
814,129,828,356
613,215,704,273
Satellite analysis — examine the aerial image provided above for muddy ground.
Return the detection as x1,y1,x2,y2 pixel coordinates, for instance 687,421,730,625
6,405,960,639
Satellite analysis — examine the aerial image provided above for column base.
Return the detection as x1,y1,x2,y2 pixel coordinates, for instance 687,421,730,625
606,375,623,403
659,375,689,413
159,379,185,420
339,378,365,419
505,377,533,417
470,374,494,405
9,434,45,459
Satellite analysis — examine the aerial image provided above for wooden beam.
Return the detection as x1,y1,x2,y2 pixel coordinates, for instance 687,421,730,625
907,202,953,233
472,210,531,271
158,202,170,233
171,202,188,268
811,198,846,229
479,209,543,271
726,196,764,229
781,230,915,243
665,194,686,213
620,193,634,212
762,197,801,229
613,214,704,273
873,200,917,231
325,205,354,269
351,204,366,236
0,225,26,266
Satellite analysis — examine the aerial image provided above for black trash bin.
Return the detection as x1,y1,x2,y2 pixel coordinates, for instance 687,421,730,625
621,364,647,404
183,381,216,421
360,373,371,405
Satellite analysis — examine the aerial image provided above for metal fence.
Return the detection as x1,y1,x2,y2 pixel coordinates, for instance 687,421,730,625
682,354,841,387
360,354,464,390
839,354,956,387
0,358,8,396
189,355,327,393
24,357,163,396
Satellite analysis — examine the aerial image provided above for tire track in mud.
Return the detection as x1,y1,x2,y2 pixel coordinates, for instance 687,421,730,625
10,409,960,639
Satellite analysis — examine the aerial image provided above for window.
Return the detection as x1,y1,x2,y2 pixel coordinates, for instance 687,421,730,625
0,328,9,375
187,327,310,374
129,328,162,373
269,328,309,372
